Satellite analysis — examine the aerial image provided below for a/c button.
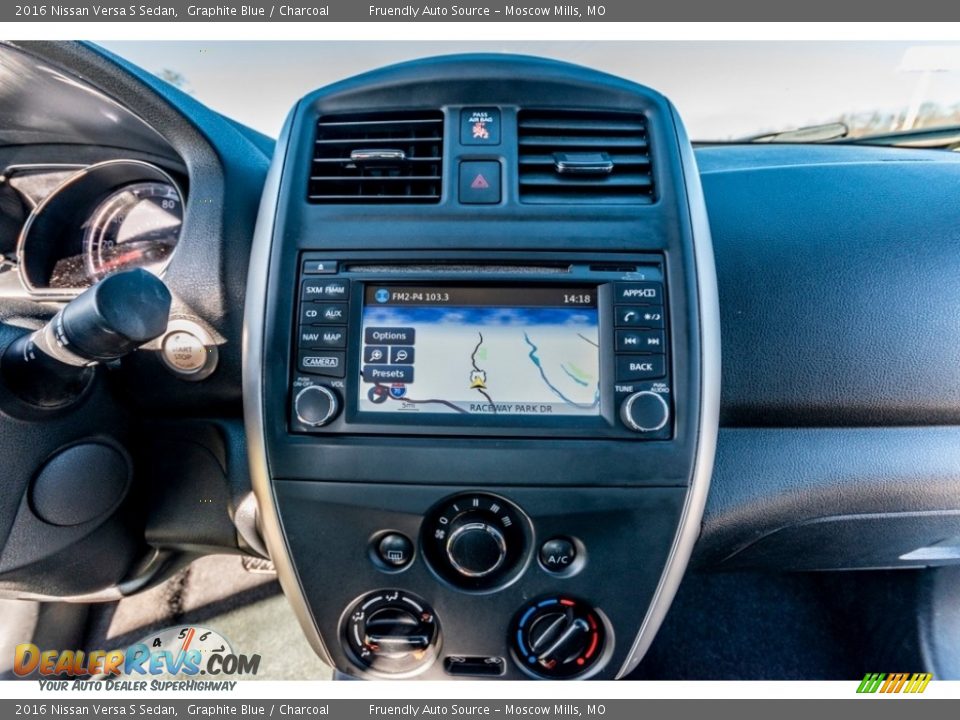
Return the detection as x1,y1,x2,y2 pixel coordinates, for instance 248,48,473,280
616,355,666,381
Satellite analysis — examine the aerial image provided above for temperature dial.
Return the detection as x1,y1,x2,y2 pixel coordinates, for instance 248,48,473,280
342,590,440,676
511,596,607,679
422,493,530,590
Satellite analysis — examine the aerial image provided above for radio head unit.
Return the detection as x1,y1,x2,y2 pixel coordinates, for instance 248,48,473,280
290,254,671,439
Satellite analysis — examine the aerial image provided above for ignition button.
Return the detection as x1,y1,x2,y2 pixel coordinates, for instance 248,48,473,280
157,318,219,381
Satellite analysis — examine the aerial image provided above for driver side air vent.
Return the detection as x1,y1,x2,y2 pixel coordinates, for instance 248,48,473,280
308,112,443,203
518,110,654,204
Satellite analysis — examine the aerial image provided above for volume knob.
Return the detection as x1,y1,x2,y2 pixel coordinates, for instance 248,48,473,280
294,385,340,427
620,390,670,433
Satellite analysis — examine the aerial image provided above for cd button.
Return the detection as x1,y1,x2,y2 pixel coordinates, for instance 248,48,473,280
616,330,665,354
300,303,348,325
616,355,666,381
616,305,664,328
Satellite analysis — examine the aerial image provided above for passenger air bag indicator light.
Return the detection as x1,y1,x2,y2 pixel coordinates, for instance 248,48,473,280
460,161,501,204
461,108,501,145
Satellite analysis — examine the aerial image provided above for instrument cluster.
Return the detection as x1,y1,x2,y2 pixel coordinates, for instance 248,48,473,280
7,159,185,298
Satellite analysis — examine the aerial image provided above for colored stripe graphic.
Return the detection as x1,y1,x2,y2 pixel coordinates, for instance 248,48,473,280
857,672,932,694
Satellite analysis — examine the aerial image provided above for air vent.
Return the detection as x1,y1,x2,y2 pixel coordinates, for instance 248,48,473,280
518,110,654,204
308,112,443,203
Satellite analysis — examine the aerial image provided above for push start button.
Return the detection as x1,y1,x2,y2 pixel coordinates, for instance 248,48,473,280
158,319,219,381
162,331,206,373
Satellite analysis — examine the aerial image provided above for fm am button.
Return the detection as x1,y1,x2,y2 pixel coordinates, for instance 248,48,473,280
460,160,501,204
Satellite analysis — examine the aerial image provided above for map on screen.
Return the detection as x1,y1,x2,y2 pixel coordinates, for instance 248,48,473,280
358,286,600,416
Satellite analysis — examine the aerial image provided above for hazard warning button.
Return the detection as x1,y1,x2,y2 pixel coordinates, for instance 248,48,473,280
459,160,501,204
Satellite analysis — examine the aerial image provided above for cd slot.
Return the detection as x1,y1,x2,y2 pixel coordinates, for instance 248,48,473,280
342,263,572,275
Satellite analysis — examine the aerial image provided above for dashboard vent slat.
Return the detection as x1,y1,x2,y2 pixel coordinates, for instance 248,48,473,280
308,112,443,204
518,110,655,205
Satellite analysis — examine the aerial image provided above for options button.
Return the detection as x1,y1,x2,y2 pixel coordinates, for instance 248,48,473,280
364,327,415,345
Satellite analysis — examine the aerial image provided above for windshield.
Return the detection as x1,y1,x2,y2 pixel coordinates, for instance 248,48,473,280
100,41,960,144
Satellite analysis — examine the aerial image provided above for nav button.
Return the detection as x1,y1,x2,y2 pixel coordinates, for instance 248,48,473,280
300,326,347,348
616,355,666,381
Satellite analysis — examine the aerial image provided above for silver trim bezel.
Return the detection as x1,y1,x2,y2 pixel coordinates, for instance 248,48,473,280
242,102,336,666
615,103,721,677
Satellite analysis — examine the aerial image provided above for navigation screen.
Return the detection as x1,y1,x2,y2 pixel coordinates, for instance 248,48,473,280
358,285,600,416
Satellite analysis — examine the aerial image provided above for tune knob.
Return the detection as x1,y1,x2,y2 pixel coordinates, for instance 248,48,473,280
512,597,606,679
294,385,340,427
343,591,440,676
619,390,670,433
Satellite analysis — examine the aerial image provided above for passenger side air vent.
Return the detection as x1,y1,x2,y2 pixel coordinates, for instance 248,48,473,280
308,112,443,203
518,110,654,204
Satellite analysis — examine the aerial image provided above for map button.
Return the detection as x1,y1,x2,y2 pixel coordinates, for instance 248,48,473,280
616,355,666,381
363,365,414,384
365,327,415,345
300,326,347,348
391,346,415,364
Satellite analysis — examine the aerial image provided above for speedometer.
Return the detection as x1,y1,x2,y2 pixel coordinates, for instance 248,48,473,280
83,181,183,281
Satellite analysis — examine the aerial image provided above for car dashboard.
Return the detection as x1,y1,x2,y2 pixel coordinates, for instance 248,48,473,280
1,40,959,681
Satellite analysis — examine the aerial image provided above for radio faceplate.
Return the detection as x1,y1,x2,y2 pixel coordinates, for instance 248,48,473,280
289,253,672,439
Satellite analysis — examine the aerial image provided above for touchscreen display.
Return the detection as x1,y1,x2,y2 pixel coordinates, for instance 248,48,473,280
358,285,600,416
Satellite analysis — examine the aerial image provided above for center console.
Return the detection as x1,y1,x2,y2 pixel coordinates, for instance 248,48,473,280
243,55,719,680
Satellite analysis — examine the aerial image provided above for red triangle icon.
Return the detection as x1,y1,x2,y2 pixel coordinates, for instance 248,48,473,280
470,173,490,189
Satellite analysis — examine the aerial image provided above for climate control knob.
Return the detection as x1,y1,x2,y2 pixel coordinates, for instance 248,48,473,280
294,385,340,427
342,590,440,676
511,597,606,679
422,493,530,590
446,521,507,578
619,390,670,433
